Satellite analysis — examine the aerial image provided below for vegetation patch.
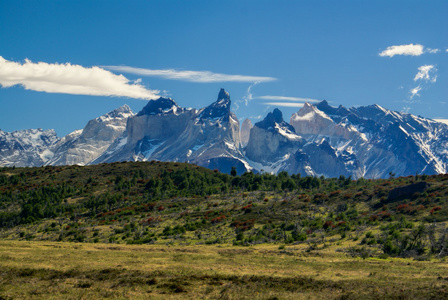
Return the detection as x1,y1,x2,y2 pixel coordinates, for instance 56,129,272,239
2,162,448,296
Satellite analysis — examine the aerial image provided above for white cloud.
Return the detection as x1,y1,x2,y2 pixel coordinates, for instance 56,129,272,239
263,102,305,108
0,56,160,99
414,65,437,82
257,95,321,108
379,44,424,57
243,82,260,106
410,86,421,99
426,48,440,54
405,65,438,110
103,65,277,83
257,95,320,102
401,106,411,113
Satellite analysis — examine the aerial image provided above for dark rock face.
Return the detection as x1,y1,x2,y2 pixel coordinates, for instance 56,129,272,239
256,108,295,133
388,182,431,201
197,88,231,121
137,97,183,116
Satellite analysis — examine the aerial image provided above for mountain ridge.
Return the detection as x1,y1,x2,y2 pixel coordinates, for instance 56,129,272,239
1,90,447,179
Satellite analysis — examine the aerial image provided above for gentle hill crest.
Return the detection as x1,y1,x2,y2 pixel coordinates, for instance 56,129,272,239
1,161,448,261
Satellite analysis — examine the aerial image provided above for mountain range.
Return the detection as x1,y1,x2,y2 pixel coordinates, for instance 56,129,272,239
1,89,447,179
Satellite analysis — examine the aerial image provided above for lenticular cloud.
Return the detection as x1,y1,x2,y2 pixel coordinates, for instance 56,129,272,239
0,56,160,99
103,65,277,83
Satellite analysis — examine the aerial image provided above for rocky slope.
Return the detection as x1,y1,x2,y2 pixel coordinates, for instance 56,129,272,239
245,109,305,173
0,128,59,167
240,118,253,148
93,89,249,174
290,101,448,178
46,105,134,166
245,108,353,178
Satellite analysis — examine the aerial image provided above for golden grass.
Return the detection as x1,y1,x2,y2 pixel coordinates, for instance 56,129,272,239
1,240,448,299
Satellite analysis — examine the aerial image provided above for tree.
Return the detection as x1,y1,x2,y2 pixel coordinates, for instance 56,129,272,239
230,166,237,177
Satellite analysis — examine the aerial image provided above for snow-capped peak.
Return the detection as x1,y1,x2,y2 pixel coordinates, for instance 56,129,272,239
290,102,332,123
97,105,135,122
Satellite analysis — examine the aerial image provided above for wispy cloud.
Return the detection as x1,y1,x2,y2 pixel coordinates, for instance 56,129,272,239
0,56,160,99
263,102,306,108
379,44,424,57
404,65,438,111
401,106,411,114
427,48,440,54
103,65,277,83
410,86,421,99
414,65,437,82
257,96,321,103
243,82,260,106
256,95,321,107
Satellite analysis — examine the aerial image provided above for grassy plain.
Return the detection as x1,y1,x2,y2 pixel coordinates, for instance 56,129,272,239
1,240,448,299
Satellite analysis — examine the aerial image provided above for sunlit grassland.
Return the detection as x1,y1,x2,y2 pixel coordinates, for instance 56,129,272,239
1,240,448,299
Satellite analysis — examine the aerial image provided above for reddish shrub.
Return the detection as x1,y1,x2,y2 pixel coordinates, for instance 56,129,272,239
231,219,255,231
377,211,391,219
241,204,253,210
396,203,409,211
430,206,442,214
330,190,341,197
323,221,334,230
145,203,156,211
211,215,226,224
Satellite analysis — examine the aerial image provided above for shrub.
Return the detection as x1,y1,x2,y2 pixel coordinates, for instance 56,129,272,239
430,206,442,214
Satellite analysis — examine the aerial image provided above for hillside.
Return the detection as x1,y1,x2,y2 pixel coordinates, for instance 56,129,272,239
1,162,448,259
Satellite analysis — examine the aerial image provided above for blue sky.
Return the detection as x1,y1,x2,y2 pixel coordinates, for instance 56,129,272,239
1,0,447,136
